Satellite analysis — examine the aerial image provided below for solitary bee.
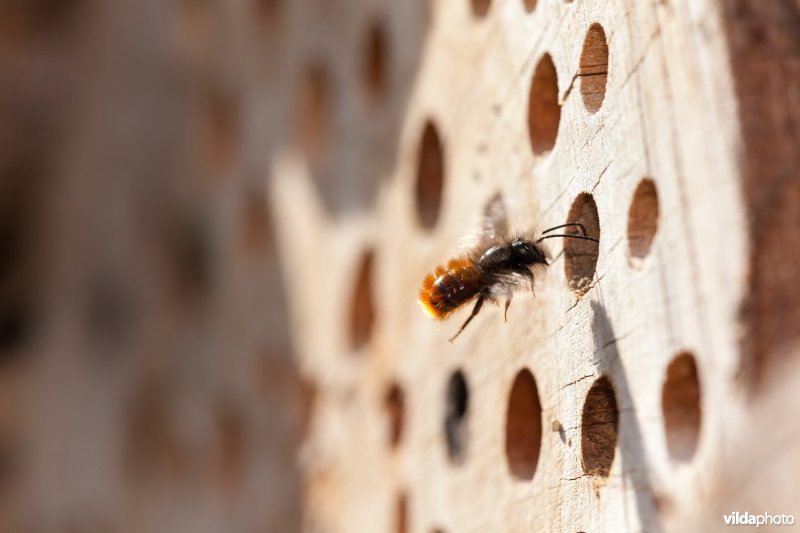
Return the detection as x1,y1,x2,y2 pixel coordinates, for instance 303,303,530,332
419,212,599,342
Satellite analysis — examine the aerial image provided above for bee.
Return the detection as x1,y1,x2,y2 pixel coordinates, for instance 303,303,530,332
419,218,599,342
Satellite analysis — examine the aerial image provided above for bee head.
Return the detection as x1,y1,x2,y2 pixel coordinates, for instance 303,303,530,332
511,240,547,266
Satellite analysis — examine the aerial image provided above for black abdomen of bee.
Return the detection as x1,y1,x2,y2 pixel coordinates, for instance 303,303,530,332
419,259,484,319
433,271,483,312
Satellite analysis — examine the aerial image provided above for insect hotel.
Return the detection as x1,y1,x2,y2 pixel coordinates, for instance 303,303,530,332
2,0,799,532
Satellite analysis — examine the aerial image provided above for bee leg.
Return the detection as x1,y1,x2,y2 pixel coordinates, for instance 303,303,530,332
449,293,486,343
506,267,536,297
517,268,536,298
499,285,513,322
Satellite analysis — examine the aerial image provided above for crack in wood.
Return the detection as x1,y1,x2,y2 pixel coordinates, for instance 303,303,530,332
560,373,597,390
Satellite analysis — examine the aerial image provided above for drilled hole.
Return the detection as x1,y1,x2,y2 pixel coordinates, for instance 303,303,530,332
298,376,318,440
444,370,469,464
504,368,542,480
522,0,537,12
527,53,561,155
349,250,375,350
214,403,244,495
175,0,211,52
164,212,213,305
579,23,609,113
470,0,491,18
297,64,332,160
396,492,409,533
564,193,600,293
0,174,39,360
627,178,659,263
239,188,271,258
0,0,84,40
362,20,389,109
662,352,702,462
125,385,184,482
0,436,21,494
254,0,281,29
581,376,618,477
0,302,32,359
384,382,405,449
83,274,136,349
415,121,445,230
202,88,239,175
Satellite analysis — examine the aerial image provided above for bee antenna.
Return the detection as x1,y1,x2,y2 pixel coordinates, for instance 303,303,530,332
541,222,588,236
535,233,599,244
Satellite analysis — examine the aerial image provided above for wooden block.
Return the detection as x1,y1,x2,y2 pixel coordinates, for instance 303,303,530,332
270,0,800,531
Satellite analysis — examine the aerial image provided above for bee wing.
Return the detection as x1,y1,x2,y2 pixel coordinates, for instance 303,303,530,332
457,192,510,251
491,269,534,292
482,192,508,240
